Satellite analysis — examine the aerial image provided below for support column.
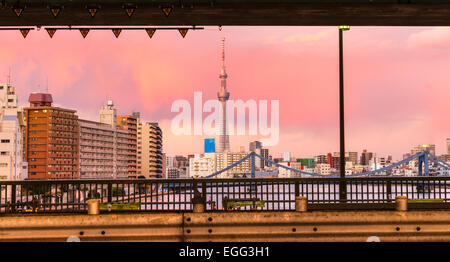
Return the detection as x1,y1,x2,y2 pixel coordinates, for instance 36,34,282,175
87,199,100,215
339,27,347,201
424,152,429,177
295,196,307,212
251,153,256,178
11,185,16,212
418,155,423,176
192,180,206,213
395,196,408,211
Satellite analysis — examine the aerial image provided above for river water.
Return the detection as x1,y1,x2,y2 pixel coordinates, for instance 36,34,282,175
2,182,448,211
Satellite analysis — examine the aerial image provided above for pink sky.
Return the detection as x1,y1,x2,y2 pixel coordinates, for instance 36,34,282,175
0,26,449,160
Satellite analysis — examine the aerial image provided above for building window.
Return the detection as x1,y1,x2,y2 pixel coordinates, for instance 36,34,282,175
0,163,7,167
1,139,10,143
8,99,13,102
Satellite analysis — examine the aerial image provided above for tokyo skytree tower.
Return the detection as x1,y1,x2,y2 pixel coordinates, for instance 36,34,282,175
217,37,230,152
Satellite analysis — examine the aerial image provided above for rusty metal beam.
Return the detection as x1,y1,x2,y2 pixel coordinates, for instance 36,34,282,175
3,210,450,241
0,213,185,242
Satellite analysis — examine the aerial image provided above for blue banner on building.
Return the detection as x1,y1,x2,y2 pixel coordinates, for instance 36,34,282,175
204,138,215,153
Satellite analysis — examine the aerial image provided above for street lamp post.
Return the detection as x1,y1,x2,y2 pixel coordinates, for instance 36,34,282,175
338,25,350,201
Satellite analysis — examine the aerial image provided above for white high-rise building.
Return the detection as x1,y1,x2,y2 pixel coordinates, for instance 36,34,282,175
166,156,174,168
0,83,27,180
254,148,262,169
100,100,117,129
99,101,128,178
78,119,115,179
189,152,251,178
189,153,217,178
315,163,331,175
215,152,251,178
283,152,291,162
77,101,128,179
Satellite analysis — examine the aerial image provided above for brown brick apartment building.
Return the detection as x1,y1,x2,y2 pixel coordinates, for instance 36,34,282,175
23,93,79,180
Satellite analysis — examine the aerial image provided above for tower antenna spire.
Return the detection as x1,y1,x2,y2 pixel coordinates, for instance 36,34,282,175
221,37,225,68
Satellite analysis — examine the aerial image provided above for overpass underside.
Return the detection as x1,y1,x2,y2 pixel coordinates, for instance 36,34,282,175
1,1,450,26
2,210,450,241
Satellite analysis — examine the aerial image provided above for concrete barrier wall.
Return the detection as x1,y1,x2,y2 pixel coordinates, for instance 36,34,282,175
2,211,450,241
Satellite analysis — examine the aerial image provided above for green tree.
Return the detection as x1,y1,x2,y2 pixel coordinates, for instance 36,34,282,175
87,190,101,199
112,186,125,197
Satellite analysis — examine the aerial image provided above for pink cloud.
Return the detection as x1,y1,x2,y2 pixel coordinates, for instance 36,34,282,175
0,26,447,159
406,28,450,50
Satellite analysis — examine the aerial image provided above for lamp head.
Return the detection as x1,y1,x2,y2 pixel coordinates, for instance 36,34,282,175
338,25,350,31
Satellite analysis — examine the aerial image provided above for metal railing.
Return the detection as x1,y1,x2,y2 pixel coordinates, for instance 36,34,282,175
2,176,450,214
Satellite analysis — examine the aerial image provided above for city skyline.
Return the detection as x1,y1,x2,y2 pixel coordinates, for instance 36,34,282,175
0,26,449,159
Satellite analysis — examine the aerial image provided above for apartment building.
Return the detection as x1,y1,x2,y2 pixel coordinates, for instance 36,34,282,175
411,144,436,156
77,101,131,179
278,161,302,178
137,122,163,178
116,114,137,178
23,93,79,180
78,119,115,179
0,83,27,180
215,152,251,178
189,153,216,178
115,128,129,178
314,163,331,175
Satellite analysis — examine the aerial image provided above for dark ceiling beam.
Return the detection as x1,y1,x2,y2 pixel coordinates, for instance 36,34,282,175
1,3,450,26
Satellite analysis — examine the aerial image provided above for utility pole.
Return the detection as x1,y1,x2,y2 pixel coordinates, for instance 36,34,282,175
338,26,350,201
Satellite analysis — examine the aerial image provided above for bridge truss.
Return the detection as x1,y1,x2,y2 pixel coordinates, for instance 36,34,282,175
205,151,450,178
